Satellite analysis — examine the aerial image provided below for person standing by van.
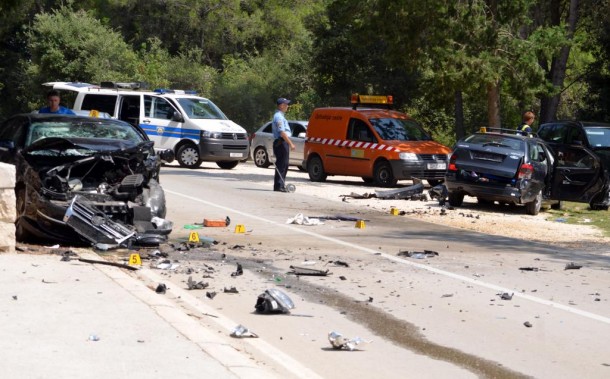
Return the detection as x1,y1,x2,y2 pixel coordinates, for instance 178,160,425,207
39,90,75,115
272,97,295,192
517,111,535,135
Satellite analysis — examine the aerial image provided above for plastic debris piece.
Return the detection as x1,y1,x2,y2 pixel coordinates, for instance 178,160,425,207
523,321,532,328
555,217,567,223
230,324,259,338
187,276,209,290
328,331,371,351
286,213,324,225
224,286,239,293
339,276,347,281
498,292,513,300
156,259,179,270
288,266,330,276
155,283,167,294
519,267,539,271
565,262,583,270
375,183,424,200
231,263,244,277
88,334,100,342
255,288,295,314
206,291,217,299
397,250,439,258
332,260,349,267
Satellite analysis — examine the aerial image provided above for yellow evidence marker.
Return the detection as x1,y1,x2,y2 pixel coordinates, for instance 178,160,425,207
128,253,142,266
390,207,399,215
355,220,366,229
234,224,246,233
188,231,200,243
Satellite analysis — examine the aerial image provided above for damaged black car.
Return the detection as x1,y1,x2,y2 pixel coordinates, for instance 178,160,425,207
0,114,174,248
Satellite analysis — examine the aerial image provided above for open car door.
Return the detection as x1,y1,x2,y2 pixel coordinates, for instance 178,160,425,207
549,146,610,208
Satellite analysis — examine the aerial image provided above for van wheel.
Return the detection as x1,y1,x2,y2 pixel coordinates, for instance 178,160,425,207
373,161,397,187
525,190,542,215
448,191,464,207
177,143,202,168
217,161,239,169
308,156,327,182
253,147,271,168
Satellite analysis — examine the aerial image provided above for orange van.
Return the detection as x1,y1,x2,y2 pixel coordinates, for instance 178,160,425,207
303,95,451,187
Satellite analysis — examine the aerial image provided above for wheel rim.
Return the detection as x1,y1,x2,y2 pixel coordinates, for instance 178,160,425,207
254,148,268,167
180,147,199,166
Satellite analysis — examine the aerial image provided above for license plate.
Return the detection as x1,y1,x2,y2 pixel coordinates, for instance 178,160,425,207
230,153,243,158
427,163,446,170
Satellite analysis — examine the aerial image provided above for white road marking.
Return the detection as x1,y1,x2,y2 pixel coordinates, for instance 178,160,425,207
167,189,610,325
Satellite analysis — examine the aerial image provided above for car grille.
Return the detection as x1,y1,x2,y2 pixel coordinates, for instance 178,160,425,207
223,144,249,150
221,133,247,140
420,154,448,162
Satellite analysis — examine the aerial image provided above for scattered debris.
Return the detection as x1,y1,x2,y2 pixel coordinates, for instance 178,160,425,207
12,295,17,300
255,288,295,314
230,324,259,338
187,276,209,290
330,260,349,267
155,283,167,294
156,259,179,270
429,184,448,205
328,331,371,351
231,263,244,277
203,216,231,227
375,183,424,200
88,334,100,342
523,321,532,328
339,276,347,280
565,262,583,270
229,245,245,250
340,192,375,200
397,250,439,259
206,291,217,299
519,267,539,271
309,215,364,222
288,266,330,276
441,294,454,298
498,292,513,300
286,213,324,225
224,286,239,293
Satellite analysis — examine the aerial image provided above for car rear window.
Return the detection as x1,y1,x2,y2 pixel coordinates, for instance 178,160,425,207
464,134,524,151
585,127,610,147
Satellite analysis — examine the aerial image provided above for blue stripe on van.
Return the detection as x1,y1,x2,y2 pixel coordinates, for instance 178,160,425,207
139,124,200,140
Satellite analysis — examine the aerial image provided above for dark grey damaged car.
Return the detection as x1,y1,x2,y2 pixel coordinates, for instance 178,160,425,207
0,114,174,248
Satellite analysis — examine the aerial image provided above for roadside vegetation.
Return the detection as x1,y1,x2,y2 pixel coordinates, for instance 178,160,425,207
547,202,610,237
0,0,609,143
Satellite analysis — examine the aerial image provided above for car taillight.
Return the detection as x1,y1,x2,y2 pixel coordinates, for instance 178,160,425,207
448,153,458,171
518,163,534,179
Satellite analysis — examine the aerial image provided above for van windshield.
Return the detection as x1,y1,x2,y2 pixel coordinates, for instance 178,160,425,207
369,118,432,141
176,98,228,120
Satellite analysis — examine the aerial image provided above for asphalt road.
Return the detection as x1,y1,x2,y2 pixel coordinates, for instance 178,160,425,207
153,161,610,379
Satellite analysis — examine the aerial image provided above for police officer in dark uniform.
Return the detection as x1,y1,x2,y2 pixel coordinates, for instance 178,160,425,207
272,98,295,192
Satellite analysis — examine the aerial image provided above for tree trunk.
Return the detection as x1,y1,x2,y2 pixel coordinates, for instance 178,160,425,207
539,0,579,123
454,90,465,139
487,82,501,128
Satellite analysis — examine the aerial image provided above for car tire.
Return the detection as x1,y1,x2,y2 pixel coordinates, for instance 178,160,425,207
373,161,397,187
427,179,444,187
15,186,31,242
448,191,464,207
217,161,239,169
254,147,271,168
525,190,542,215
308,156,327,182
177,143,202,169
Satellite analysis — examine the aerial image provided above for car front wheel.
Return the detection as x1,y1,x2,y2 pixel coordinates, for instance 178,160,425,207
253,147,271,168
177,143,202,169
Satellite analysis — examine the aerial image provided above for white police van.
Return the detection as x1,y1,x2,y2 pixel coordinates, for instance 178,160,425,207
44,82,249,169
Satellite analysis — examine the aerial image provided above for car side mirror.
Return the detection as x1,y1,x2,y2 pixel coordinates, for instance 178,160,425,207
297,132,306,138
159,149,175,163
171,111,184,122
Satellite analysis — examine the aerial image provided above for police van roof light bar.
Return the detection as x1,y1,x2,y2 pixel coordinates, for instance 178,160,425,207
350,94,393,110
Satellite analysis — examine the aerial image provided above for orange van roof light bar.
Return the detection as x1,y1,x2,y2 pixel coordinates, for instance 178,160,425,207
351,94,394,110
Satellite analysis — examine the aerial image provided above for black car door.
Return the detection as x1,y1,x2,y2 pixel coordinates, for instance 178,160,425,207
549,145,608,203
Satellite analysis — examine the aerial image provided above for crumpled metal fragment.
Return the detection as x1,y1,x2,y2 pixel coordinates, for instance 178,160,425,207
328,331,370,351
230,324,259,338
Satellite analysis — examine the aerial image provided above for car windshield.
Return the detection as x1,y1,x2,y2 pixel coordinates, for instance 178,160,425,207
585,127,610,147
176,98,227,120
463,134,524,150
26,120,145,147
369,118,431,141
